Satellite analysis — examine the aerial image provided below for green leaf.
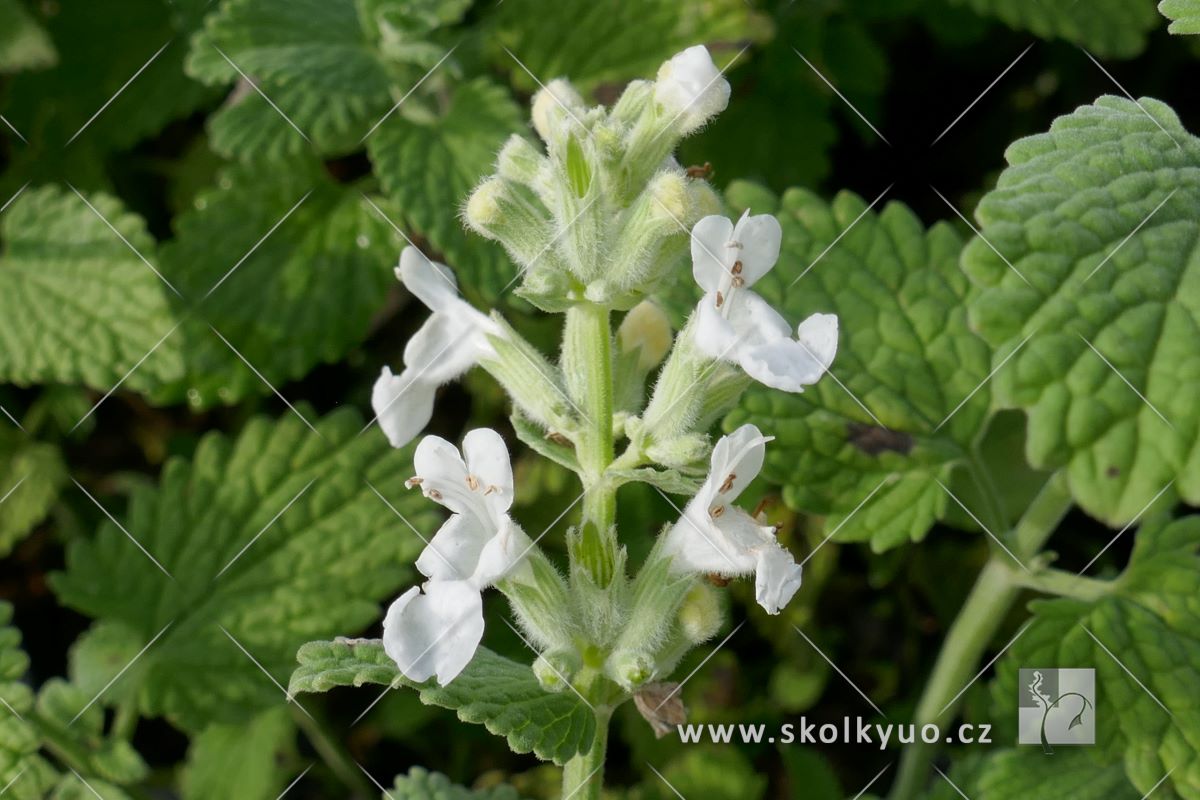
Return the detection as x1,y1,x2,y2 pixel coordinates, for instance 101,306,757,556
67,621,145,708
992,515,1200,799
49,409,439,732
161,162,400,407
963,96,1200,526
34,680,149,785
0,186,184,395
368,77,523,264
388,767,525,800
289,639,596,765
947,0,1160,57
0,603,59,800
0,428,66,555
488,0,771,92
1161,0,1200,32
0,0,56,72
50,775,135,800
634,749,766,800
181,708,296,800
968,749,1138,800
726,188,995,551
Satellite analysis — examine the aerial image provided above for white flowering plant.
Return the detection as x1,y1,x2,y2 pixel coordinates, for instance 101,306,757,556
312,46,840,798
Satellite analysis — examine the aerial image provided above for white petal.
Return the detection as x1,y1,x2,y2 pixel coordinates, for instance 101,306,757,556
754,545,803,615
471,518,531,587
662,505,762,576
796,313,839,370
706,424,771,502
403,313,489,385
462,428,514,513
382,581,485,685
691,295,740,360
372,367,435,449
724,290,791,346
397,247,459,312
412,435,477,515
730,212,781,287
415,513,489,582
738,338,830,393
690,216,734,293
654,46,730,129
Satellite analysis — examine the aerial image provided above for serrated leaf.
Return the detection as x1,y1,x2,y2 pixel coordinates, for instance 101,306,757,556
0,186,184,395
0,0,56,72
50,409,440,732
181,708,296,800
965,749,1137,800
368,77,523,269
488,0,771,92
0,429,66,555
991,515,1200,799
67,622,145,707
289,639,596,765
388,766,524,800
1161,0,1200,33
34,680,149,786
725,188,994,550
963,96,1200,526
947,0,1159,57
160,161,400,407
0,603,59,800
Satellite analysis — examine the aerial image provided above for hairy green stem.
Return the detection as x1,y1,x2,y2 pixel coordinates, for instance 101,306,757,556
1007,566,1112,601
562,707,611,800
888,473,1072,800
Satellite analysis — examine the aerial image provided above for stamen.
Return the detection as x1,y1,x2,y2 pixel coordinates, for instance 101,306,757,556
731,259,743,275
718,473,736,493
709,504,725,519
715,291,724,308
404,476,423,488
428,489,443,501
466,474,479,491
731,276,744,288
484,485,499,496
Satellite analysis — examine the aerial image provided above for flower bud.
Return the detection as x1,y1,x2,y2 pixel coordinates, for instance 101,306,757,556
533,649,582,693
618,300,673,372
464,177,556,267
531,78,586,147
496,134,545,187
646,433,709,469
654,46,730,134
678,583,723,644
605,649,657,691
606,171,690,293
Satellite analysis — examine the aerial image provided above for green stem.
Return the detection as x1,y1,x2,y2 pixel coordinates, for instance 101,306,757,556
291,704,373,798
1007,567,1112,601
565,303,618,586
111,698,139,741
561,707,611,800
888,473,1072,800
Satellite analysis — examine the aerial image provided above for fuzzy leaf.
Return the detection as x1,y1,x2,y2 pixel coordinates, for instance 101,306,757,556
963,96,1200,526
161,162,400,407
968,749,1137,800
0,429,66,555
289,639,596,765
726,188,994,551
0,0,56,72
388,767,524,800
0,603,58,800
947,0,1159,57
991,515,1200,799
0,186,184,394
1161,0,1200,32
181,708,296,800
34,680,149,785
50,409,439,732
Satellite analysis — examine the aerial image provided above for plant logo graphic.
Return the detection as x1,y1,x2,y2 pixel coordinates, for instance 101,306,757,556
1018,668,1095,751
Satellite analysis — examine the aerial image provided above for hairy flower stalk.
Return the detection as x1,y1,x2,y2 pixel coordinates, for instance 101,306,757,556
367,45,838,798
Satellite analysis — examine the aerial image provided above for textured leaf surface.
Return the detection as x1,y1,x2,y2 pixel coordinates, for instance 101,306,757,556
0,186,184,394
971,749,1137,800
290,639,595,765
948,0,1159,57
35,680,149,785
50,410,438,731
181,708,295,800
488,0,770,91
388,767,524,800
992,515,1200,799
963,96,1200,525
0,0,56,72
1161,0,1200,32
726,188,994,550
162,162,400,407
0,603,58,800
0,429,66,555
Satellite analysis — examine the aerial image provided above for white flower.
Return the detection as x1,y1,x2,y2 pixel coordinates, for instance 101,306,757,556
690,211,838,392
372,247,502,449
654,45,730,133
661,424,803,615
382,429,530,685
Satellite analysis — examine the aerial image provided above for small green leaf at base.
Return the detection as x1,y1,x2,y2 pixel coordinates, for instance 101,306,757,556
1160,0,1200,33
388,767,525,800
289,639,595,765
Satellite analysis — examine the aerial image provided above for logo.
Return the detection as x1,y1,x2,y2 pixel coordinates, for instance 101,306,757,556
1018,668,1095,751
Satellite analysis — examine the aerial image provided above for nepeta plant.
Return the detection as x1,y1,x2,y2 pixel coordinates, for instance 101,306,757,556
307,46,838,797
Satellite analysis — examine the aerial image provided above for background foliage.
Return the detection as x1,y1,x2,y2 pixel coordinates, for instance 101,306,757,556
1,0,1197,798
